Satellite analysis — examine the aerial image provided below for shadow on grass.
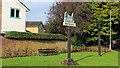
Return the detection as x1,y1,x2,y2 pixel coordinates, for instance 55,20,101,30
75,52,108,62
101,52,108,56
75,55,94,62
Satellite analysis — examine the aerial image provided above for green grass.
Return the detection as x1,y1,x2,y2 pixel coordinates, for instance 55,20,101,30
2,51,118,66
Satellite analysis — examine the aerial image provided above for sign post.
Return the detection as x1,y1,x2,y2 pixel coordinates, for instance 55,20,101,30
68,26,71,59
61,12,78,65
63,12,76,27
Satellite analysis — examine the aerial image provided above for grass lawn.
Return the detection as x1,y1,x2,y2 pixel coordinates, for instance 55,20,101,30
2,51,118,66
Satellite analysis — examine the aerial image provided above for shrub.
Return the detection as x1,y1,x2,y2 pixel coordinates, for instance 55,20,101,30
4,31,67,41
60,48,68,53
71,34,87,46
72,44,86,52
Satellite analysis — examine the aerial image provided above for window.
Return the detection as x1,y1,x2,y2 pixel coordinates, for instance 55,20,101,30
10,8,20,19
11,9,14,17
16,10,20,18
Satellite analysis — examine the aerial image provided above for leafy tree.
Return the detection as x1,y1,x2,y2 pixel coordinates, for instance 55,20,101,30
71,34,87,46
46,20,59,34
87,2,120,45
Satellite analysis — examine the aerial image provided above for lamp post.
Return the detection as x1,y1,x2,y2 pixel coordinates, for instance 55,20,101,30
109,9,119,50
109,10,112,50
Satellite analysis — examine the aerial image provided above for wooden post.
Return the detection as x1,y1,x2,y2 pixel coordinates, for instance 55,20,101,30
98,21,101,56
68,26,71,59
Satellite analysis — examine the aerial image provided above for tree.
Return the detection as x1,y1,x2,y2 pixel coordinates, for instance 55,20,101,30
87,2,120,45
46,2,91,36
46,20,59,34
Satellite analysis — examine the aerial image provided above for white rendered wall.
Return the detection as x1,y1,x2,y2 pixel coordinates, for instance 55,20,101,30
2,0,26,33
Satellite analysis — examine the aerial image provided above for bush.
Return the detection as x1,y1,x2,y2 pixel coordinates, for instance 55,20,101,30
71,34,87,46
4,31,67,41
60,48,68,53
72,44,86,52
2,47,36,58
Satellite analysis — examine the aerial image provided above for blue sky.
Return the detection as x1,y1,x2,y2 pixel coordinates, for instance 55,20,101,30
20,1,54,25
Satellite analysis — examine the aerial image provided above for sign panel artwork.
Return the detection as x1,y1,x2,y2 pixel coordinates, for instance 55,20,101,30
63,12,76,27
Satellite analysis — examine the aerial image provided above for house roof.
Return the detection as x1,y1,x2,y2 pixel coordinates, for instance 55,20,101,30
26,21,44,28
16,0,30,12
26,21,43,24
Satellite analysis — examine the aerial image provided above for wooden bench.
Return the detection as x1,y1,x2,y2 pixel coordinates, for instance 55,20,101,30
38,49,59,56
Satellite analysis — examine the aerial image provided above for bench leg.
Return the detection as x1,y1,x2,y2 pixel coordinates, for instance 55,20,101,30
38,51,41,56
42,51,43,56
57,50,59,55
47,53,48,56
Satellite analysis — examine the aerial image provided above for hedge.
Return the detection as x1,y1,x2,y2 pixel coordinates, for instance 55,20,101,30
4,31,67,41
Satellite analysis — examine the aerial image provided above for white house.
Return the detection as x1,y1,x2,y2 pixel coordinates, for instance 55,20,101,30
0,0,30,34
